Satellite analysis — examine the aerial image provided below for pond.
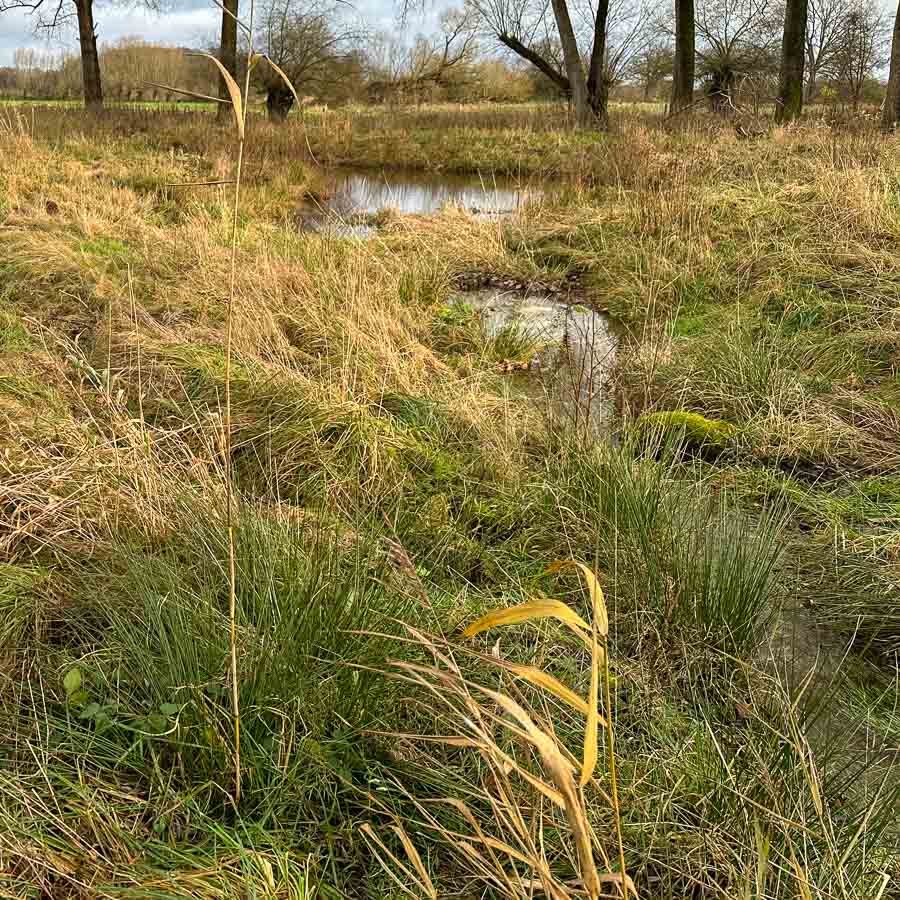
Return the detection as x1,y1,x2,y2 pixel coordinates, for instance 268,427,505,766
299,168,543,233
454,288,617,426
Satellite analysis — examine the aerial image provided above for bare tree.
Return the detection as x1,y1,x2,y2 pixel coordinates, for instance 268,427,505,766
255,0,364,119
1,0,105,107
804,0,847,100
632,42,674,99
576,0,657,97
13,47,41,96
776,0,808,121
466,0,657,126
883,0,900,128
0,65,16,96
672,0,695,110
695,0,781,112
551,0,593,123
367,11,476,103
464,0,603,124
828,0,886,109
95,39,217,101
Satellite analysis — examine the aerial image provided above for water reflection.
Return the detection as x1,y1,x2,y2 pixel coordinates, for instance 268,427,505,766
456,289,616,424
301,168,542,234
325,169,539,216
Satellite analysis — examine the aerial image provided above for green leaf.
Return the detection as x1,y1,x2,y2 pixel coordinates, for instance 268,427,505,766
146,712,167,734
63,668,82,696
68,689,89,707
94,715,112,735
159,703,180,716
78,702,101,720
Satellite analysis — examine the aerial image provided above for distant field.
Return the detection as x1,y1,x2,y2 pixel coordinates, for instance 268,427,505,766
0,97,218,112
0,95,667,116
10,100,655,178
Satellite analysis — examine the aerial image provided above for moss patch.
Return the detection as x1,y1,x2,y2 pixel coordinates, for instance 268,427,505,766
636,410,736,452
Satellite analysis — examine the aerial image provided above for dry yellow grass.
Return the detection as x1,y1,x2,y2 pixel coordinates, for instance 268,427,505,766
1,104,899,898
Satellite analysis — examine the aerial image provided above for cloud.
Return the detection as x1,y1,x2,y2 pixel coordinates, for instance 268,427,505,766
0,0,414,66
0,7,217,65
0,10,56,64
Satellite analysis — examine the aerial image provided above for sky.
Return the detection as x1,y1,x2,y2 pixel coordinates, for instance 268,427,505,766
0,0,409,66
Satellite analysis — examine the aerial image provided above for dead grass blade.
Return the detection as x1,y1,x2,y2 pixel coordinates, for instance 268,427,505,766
140,81,229,104
189,54,245,138
360,823,437,900
374,573,634,899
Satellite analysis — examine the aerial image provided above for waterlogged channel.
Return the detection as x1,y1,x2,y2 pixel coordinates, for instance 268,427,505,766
454,288,617,426
300,167,543,233
298,168,615,421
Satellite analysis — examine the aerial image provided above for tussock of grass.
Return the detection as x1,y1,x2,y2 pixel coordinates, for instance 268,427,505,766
1,107,898,897
64,508,415,817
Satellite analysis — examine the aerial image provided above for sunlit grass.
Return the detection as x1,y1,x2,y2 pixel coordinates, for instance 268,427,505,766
0,101,898,897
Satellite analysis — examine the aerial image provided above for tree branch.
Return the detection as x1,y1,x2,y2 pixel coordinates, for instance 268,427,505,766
498,31,569,92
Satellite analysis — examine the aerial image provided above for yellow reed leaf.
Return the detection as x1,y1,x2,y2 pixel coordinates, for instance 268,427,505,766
463,598,590,640
582,611,600,786
546,560,608,637
193,53,244,138
506,663,608,729
261,55,304,111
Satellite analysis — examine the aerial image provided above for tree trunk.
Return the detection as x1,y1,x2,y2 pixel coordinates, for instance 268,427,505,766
550,0,591,126
776,0,809,122
74,0,102,110
589,78,610,126
707,70,734,115
883,1,900,130
805,62,818,102
266,86,294,122
217,0,239,124
586,0,610,128
671,0,695,112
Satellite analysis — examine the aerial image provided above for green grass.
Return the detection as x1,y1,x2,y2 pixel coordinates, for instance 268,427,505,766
0,97,218,112
66,507,414,821
541,444,784,656
0,309,31,352
0,101,898,897
0,562,49,649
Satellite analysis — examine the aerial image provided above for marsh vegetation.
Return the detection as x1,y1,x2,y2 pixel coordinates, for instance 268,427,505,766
0,95,899,897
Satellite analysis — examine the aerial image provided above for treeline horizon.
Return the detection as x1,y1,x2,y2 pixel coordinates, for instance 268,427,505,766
1,0,898,125
0,29,889,111
2,38,561,106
